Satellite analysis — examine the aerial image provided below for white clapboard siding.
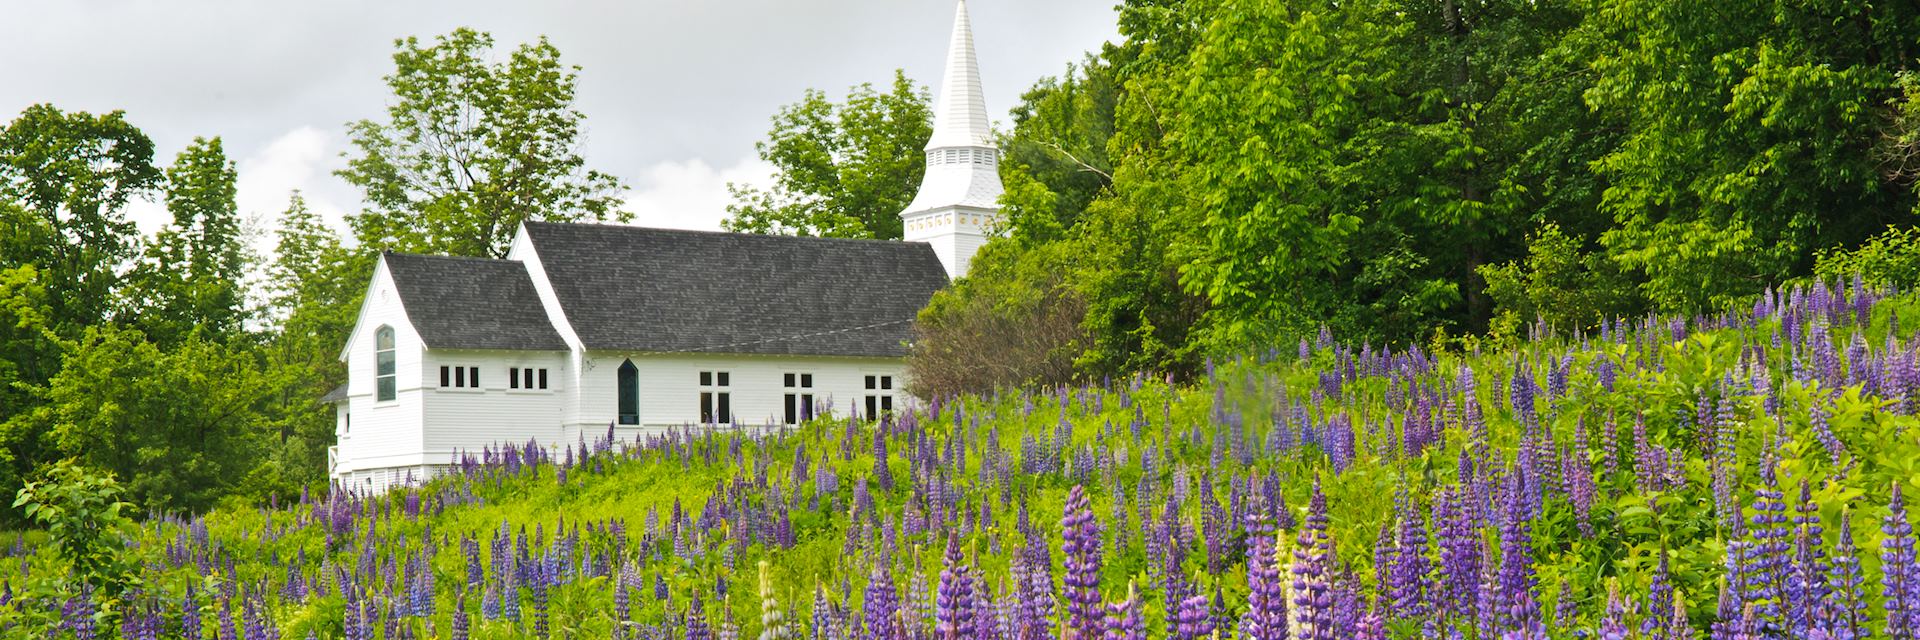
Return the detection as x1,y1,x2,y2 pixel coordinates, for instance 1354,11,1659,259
337,264,427,478
573,352,908,435
421,349,569,460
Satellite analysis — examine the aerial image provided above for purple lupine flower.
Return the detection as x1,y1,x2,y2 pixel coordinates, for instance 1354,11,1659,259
936,533,978,640
1884,484,1920,639
1598,583,1630,640
1823,512,1868,640
1171,593,1213,640
1243,501,1288,640
1103,586,1144,640
1293,480,1336,640
1062,485,1104,639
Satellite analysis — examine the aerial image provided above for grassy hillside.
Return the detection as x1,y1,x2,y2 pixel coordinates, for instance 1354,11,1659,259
8,279,1920,639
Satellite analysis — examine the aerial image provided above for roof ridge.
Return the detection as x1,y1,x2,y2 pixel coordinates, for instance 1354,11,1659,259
525,220,937,250
383,252,523,265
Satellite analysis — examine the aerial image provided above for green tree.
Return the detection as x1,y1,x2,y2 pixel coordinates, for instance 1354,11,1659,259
339,28,630,258
1587,0,1920,311
0,105,160,333
260,193,369,495
724,71,931,239
22,325,272,514
123,137,251,345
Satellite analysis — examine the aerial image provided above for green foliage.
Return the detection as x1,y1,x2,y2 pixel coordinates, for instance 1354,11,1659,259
1814,225,1920,288
0,104,160,332
23,325,273,514
123,136,251,345
339,28,630,258
725,71,932,240
12,461,138,595
1479,223,1642,339
908,240,1087,397
1587,0,1920,311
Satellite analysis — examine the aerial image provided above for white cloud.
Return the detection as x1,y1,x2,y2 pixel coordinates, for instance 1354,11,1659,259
622,156,775,231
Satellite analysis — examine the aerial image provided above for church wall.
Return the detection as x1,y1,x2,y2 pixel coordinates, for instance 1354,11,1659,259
336,262,428,488
575,351,912,435
420,349,570,463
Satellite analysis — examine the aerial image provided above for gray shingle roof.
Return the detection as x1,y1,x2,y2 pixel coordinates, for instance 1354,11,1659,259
523,222,949,358
383,253,569,351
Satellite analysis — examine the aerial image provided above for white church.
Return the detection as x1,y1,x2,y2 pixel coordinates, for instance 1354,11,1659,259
325,1,1005,492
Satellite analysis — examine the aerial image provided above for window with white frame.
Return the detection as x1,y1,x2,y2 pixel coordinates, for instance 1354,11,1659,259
375,326,396,401
783,373,815,425
700,371,731,424
439,365,481,389
864,374,894,419
509,367,550,390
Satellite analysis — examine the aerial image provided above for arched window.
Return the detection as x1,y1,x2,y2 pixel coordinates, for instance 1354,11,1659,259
375,326,397,402
617,359,639,425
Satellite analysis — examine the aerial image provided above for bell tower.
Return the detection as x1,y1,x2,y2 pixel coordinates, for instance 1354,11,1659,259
900,0,1004,279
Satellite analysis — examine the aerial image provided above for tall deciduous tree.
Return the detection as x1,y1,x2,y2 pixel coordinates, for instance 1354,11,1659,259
339,28,629,258
124,137,250,345
725,71,931,240
1588,0,1920,311
0,105,160,333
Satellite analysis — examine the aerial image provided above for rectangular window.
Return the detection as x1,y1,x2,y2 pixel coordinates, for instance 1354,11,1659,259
469,367,479,388
510,368,519,389
441,366,451,388
376,327,397,402
783,373,816,425
538,369,548,390
454,366,465,388
699,371,731,424
864,375,894,420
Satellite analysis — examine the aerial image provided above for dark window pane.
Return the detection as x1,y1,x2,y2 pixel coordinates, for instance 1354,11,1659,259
618,360,640,425
539,369,548,390
784,394,797,425
376,326,394,350
454,367,465,388
865,375,876,390
378,377,396,402
784,373,795,388
802,394,814,421
865,396,877,419
882,396,894,412
881,376,892,390
717,393,731,423
801,374,812,388
377,351,395,377
441,366,450,388
700,371,711,386
470,367,479,387
700,392,713,423
510,368,519,389
717,372,729,387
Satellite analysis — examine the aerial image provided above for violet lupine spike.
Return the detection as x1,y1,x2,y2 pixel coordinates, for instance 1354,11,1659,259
1171,592,1213,640
1243,505,1288,640
1102,584,1145,640
935,533,977,640
1061,485,1105,639
1293,480,1336,640
1884,484,1920,640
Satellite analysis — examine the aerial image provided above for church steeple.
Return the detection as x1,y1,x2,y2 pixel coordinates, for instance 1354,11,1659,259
901,0,1003,279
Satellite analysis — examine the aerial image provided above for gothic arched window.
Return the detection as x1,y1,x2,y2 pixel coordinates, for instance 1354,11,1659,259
375,326,397,402
617,359,640,425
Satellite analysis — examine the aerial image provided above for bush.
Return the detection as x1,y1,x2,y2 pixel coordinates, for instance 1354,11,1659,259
13,461,137,595
1814,225,1920,288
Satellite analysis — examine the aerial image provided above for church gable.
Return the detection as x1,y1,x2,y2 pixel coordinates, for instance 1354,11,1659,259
381,253,569,352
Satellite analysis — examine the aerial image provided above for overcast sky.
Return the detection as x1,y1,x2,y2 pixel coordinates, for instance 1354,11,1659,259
0,0,1119,255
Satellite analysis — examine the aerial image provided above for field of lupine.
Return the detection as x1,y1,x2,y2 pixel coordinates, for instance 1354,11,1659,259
10,278,1920,639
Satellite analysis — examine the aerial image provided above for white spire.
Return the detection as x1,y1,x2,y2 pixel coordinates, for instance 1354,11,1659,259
926,0,993,150
901,0,1004,279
